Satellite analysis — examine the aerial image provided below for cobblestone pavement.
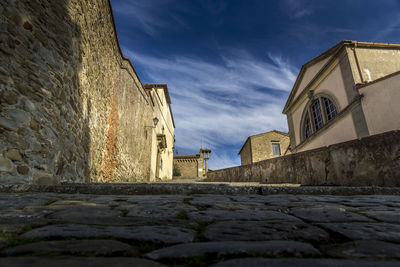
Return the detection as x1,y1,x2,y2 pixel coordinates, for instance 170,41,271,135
0,188,400,266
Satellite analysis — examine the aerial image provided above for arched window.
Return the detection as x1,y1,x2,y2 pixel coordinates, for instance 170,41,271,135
323,97,337,121
301,94,339,141
303,112,312,138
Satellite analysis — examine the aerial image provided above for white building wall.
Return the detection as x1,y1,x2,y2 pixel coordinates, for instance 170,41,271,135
359,73,400,135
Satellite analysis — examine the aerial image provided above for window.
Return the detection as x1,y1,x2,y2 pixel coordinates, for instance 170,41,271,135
304,113,312,138
323,97,337,121
272,143,281,156
302,95,338,140
311,100,324,130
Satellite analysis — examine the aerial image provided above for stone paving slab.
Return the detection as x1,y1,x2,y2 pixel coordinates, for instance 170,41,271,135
187,209,301,222
125,204,196,219
47,208,124,225
20,224,195,244
0,238,7,250
204,220,329,242
0,190,400,266
325,240,400,260
46,200,110,210
1,239,137,256
0,257,165,267
360,210,400,224
145,240,320,260
317,222,400,241
289,207,374,223
213,258,400,267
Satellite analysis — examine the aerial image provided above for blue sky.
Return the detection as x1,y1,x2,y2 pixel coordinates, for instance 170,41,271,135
110,0,400,170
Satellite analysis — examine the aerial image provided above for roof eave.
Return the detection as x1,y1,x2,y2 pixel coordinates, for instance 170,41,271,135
282,41,352,114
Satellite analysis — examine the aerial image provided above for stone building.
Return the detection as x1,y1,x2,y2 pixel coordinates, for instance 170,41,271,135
173,149,211,178
238,130,290,165
144,84,175,181
0,0,174,184
283,41,400,153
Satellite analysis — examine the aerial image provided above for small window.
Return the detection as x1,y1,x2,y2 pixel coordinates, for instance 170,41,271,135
272,143,281,156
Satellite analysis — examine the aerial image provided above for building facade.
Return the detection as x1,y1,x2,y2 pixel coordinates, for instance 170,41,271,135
238,130,290,165
173,149,211,178
0,0,175,184
144,84,175,181
283,41,400,153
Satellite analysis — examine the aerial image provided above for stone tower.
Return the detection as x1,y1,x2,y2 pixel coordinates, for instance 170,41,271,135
200,149,211,176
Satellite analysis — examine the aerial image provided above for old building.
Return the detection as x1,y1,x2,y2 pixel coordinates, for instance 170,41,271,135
0,0,174,184
238,130,290,165
144,84,175,181
283,41,400,153
173,149,211,178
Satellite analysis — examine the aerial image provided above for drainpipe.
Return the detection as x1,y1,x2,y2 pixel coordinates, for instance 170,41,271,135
352,42,365,83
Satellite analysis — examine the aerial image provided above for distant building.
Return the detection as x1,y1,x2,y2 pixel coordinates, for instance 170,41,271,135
144,84,175,181
238,130,290,165
173,149,211,178
283,41,400,153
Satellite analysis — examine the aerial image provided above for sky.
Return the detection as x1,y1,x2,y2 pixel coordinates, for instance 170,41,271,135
110,0,400,170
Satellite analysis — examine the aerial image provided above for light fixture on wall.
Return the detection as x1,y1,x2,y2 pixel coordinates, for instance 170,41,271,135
153,117,159,126
145,117,159,129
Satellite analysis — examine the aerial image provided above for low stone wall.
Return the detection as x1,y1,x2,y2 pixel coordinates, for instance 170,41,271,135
206,131,400,186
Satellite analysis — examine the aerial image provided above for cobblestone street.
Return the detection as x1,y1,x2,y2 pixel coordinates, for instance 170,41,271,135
0,184,400,266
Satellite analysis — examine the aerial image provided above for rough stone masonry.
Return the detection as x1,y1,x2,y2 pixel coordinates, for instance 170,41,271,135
0,0,155,184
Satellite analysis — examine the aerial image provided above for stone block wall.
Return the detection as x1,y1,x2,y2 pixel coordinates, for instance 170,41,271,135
0,0,153,184
173,157,199,178
207,131,400,186
239,140,252,165
251,132,290,162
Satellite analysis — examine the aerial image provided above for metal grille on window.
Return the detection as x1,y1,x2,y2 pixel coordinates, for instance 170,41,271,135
304,113,312,138
311,101,324,130
323,97,337,121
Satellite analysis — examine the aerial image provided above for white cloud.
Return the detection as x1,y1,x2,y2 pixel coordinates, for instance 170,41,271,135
111,0,188,36
124,48,297,169
373,14,400,42
282,0,313,19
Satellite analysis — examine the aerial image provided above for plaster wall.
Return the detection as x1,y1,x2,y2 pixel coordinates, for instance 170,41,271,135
348,47,400,84
293,56,331,100
149,88,174,180
298,113,357,152
288,53,357,150
359,73,400,135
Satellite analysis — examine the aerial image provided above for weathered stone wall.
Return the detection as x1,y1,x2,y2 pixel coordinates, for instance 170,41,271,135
251,132,290,162
173,158,199,178
239,140,252,165
207,131,400,186
0,0,153,184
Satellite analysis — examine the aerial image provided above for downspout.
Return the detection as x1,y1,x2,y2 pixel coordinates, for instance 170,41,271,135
352,42,365,84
